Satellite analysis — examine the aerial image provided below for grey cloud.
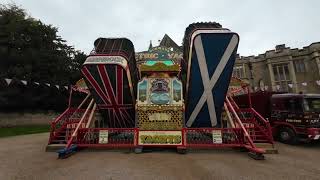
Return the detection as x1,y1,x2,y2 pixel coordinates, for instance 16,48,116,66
3,0,320,56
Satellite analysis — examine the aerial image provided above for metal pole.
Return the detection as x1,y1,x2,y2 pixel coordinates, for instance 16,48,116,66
77,93,91,110
68,86,73,108
86,103,97,128
224,103,235,128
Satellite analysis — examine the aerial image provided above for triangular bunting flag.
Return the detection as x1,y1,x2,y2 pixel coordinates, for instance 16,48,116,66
55,85,59,89
21,80,27,85
288,83,293,88
64,86,68,90
302,82,307,86
45,83,50,87
34,82,40,85
316,80,320,86
4,78,12,85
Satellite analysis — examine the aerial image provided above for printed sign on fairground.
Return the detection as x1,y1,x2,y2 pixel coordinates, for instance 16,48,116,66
99,130,109,144
138,131,182,145
212,130,222,144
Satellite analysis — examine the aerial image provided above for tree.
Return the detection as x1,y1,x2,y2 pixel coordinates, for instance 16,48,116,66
0,4,87,112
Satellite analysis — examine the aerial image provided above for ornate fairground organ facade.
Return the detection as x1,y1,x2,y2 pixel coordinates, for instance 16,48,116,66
135,47,184,145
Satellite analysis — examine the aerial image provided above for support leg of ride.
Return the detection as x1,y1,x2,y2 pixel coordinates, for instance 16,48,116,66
134,146,143,154
57,144,78,159
177,147,187,154
248,151,265,160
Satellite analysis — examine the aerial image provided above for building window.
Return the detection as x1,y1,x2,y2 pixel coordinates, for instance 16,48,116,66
233,66,245,78
272,63,292,92
294,59,306,73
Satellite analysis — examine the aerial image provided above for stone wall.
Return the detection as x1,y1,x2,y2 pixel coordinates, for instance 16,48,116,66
0,112,58,127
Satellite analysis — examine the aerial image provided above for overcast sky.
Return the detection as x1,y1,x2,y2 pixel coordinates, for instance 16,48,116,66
3,0,320,56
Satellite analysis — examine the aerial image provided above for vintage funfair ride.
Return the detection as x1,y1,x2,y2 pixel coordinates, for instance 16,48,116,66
47,22,275,160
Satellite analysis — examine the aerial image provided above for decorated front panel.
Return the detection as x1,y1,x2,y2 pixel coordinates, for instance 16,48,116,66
137,77,184,130
185,31,239,128
82,56,135,128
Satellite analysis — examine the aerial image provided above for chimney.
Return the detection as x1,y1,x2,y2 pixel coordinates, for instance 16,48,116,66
275,44,286,51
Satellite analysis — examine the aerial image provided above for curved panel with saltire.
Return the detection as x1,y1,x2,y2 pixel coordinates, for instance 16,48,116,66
81,38,138,128
183,22,240,128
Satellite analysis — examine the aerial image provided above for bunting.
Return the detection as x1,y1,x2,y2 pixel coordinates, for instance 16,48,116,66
2,78,320,93
21,80,27,85
4,78,12,85
1,78,70,91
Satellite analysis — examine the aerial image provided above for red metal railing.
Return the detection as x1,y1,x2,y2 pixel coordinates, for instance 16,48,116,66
74,127,264,153
225,97,265,154
235,108,273,144
76,128,136,148
185,128,244,148
49,108,87,144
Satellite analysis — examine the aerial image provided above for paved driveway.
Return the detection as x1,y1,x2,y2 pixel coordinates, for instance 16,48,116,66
0,133,319,180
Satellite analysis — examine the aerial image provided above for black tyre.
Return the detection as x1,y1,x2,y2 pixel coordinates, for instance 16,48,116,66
278,127,298,144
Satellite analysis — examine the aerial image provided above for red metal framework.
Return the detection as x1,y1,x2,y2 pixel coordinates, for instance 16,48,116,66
49,78,272,160
70,127,264,154
49,32,274,160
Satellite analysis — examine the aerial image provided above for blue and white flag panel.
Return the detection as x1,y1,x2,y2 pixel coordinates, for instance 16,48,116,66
185,31,239,128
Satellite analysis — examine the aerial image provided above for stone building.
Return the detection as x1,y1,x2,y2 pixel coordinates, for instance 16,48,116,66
234,43,320,93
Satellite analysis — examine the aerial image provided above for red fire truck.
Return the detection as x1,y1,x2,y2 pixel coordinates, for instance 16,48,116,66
234,92,320,144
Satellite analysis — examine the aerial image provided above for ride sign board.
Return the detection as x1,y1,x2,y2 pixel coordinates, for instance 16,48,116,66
212,130,222,144
138,131,182,145
99,130,109,144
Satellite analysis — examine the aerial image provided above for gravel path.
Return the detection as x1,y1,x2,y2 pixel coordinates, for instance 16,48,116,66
0,133,319,180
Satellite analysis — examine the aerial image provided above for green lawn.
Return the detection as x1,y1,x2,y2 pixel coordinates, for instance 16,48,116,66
0,125,50,138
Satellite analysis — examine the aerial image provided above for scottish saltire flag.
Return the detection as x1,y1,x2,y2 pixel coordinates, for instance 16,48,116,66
185,30,239,128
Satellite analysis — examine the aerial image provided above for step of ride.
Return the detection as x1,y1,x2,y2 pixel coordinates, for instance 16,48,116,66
46,144,67,152
254,143,278,154
253,139,269,142
51,139,67,144
55,135,66,137
255,134,269,138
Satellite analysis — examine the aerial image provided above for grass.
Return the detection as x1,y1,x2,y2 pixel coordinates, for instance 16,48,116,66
0,125,50,138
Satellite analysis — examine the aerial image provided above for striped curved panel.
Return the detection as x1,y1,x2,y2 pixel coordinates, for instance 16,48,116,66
82,55,135,128
184,29,239,128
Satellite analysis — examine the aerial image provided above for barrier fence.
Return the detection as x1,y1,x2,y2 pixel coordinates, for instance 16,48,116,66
73,128,250,149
